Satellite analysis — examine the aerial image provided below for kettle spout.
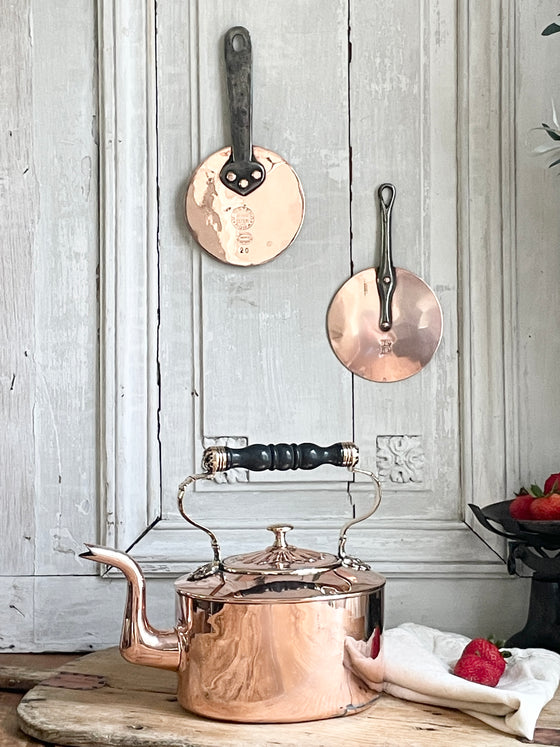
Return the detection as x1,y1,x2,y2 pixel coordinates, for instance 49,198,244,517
80,544,180,671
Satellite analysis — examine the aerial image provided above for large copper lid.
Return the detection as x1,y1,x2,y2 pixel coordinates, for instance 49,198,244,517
185,27,304,266
327,184,442,382
176,558,383,607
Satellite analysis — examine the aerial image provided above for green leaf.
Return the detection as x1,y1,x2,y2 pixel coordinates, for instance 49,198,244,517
531,484,544,497
542,22,560,36
488,635,506,648
543,123,560,141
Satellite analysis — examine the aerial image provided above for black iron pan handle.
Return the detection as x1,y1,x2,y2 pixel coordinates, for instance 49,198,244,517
219,26,266,196
376,183,397,331
202,442,358,473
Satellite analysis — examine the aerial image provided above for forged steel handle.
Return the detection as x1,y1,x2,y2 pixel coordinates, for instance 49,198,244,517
224,26,252,164
219,26,265,196
376,183,397,331
202,442,359,473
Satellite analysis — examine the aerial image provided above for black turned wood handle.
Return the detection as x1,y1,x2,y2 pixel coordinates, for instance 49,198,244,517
203,442,357,473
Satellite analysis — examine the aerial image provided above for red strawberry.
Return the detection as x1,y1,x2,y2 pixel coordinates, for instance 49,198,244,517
509,493,534,520
453,654,503,686
462,638,506,676
453,638,508,687
530,493,560,520
370,626,381,659
544,473,560,495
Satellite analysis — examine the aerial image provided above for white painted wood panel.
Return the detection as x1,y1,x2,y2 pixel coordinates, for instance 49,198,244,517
97,0,160,551
156,0,198,528
1,0,98,577
1,0,36,576
516,1,560,484
193,0,353,465
153,0,356,572
31,0,99,574
143,0,509,574
459,0,519,541
349,0,460,525
0,578,35,651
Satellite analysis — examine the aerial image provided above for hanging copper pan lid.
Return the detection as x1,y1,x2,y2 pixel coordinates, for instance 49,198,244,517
185,27,305,266
326,184,443,382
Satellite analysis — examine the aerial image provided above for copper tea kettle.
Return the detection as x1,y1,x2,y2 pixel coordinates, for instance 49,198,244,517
81,441,385,723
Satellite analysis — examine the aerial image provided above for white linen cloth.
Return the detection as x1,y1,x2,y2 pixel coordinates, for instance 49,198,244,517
345,622,560,740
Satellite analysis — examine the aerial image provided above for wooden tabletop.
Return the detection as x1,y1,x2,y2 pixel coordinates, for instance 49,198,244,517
0,653,78,747
3,649,560,746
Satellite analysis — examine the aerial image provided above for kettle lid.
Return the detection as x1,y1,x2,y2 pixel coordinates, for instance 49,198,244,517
222,525,340,575
175,523,385,603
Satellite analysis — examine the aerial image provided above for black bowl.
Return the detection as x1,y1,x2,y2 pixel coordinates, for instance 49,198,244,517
469,500,560,550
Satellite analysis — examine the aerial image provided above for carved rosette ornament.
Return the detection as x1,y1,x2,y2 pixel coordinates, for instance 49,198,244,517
376,435,424,484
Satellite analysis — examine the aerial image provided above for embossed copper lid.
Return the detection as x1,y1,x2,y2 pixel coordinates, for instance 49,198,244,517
222,525,340,575
174,525,385,603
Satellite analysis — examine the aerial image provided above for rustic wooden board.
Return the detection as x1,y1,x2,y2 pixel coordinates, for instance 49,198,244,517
0,666,57,693
0,692,49,747
0,654,78,747
14,649,560,747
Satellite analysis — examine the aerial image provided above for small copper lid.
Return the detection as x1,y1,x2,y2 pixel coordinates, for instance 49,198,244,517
222,525,340,575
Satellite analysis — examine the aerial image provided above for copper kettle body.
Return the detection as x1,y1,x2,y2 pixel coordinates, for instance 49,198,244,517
81,442,385,723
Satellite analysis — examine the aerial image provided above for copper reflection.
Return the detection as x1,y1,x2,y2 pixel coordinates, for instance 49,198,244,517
327,267,443,383
176,592,383,723
186,146,305,266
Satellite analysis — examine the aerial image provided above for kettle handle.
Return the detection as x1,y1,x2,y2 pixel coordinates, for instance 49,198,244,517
177,441,381,572
202,441,358,473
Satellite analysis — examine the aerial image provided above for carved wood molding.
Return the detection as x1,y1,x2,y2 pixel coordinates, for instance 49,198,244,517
457,0,518,555
97,0,161,549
